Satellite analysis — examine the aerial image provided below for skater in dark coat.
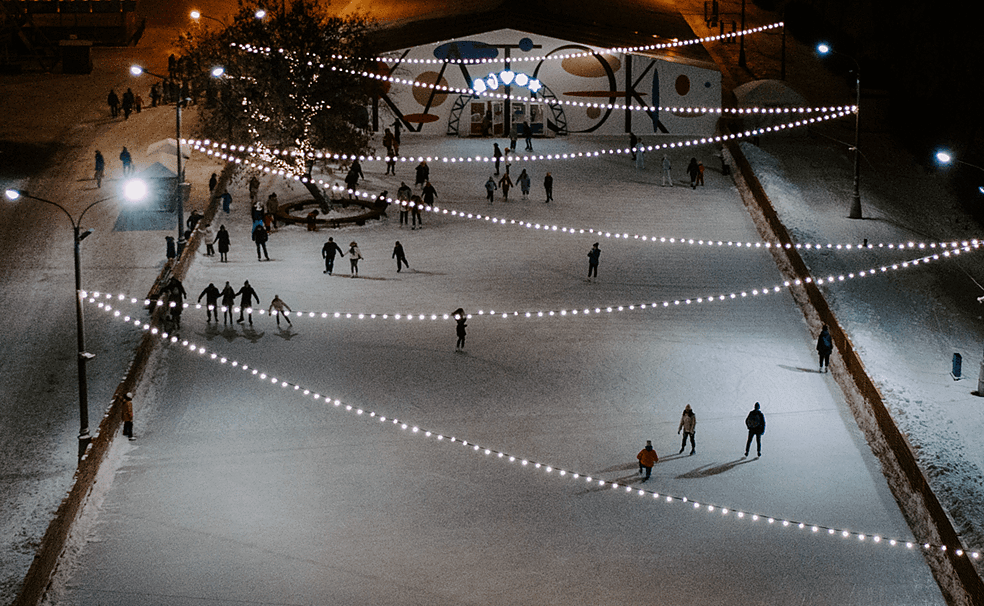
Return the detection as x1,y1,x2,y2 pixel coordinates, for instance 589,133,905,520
208,172,218,194
119,147,133,176
744,402,766,457
94,151,105,188
484,176,497,203
517,169,531,199
198,282,221,322
344,159,363,196
637,440,658,481
817,324,833,372
687,157,700,189
165,277,187,328
543,172,553,203
393,241,409,272
235,280,259,324
397,182,412,226
493,143,503,175
214,225,231,262
587,242,601,279
523,120,533,151
498,172,513,201
415,160,430,187
252,223,270,261
219,281,236,324
678,405,696,455
107,89,120,118
322,237,345,274
453,308,467,351
121,88,135,119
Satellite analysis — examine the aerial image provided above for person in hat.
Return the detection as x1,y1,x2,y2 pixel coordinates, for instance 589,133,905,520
678,405,696,455
587,242,601,279
637,440,658,481
347,241,362,277
121,393,135,440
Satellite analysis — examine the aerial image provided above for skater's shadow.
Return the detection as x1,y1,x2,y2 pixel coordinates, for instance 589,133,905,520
196,324,222,341
241,327,265,343
675,458,753,479
273,326,298,340
406,269,445,276
596,462,638,474
778,364,821,374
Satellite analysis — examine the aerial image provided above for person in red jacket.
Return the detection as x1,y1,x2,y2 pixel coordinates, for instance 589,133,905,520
637,440,659,481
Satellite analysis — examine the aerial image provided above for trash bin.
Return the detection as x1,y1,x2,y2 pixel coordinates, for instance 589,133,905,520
166,236,176,259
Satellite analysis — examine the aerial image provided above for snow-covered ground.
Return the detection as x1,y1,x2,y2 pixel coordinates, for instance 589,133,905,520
35,129,952,605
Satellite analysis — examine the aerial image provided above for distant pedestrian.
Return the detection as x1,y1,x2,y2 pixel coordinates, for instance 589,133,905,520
203,224,215,256
678,405,696,455
265,192,279,229
637,440,658,481
214,224,230,262
629,132,638,160
411,196,423,229
347,241,362,277
220,191,232,214
252,223,270,261
696,161,705,186
94,151,105,188
397,181,412,226
121,88,134,119
393,240,409,272
220,281,236,323
268,295,292,327
414,160,429,188
107,89,120,118
523,120,533,151
322,237,344,274
208,172,218,194
235,280,259,324
121,392,135,440
493,143,503,175
687,157,699,189
543,172,553,203
817,324,833,373
484,176,497,203
248,175,260,203
661,155,673,186
197,282,221,322
744,402,766,457
498,172,513,201
453,308,467,351
119,147,133,176
587,242,601,279
517,169,531,200
635,139,645,169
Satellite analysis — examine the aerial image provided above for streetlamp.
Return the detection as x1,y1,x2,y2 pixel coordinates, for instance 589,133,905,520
817,43,862,220
4,184,145,460
935,151,984,195
131,64,191,255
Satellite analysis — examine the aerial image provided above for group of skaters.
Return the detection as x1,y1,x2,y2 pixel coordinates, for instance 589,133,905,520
629,133,706,189
635,402,768,481
193,279,293,327
487,142,554,203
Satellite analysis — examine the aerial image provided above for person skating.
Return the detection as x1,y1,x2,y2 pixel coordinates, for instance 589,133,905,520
265,192,279,229
696,161,705,186
523,120,533,151
687,157,699,189
678,405,696,455
219,281,236,324
397,182,412,226
268,295,292,327
345,159,364,197
203,224,215,257
197,282,221,322
414,160,429,188
322,237,344,274
393,241,409,272
635,138,645,169
94,151,105,188
453,308,467,351
498,172,513,201
121,392,135,440
493,143,503,175
637,440,658,481
419,182,436,228
817,324,833,373
214,225,230,262
543,172,553,203
208,172,218,195
744,402,766,457
587,242,601,280
235,280,259,324
248,175,260,203
484,176,497,203
661,155,673,186
252,223,270,261
517,169,531,200
165,277,187,328
348,241,362,277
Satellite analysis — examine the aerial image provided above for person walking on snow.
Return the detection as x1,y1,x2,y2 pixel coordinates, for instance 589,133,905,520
744,402,766,457
543,172,553,203
235,280,259,324
498,172,513,201
393,241,409,272
348,241,363,277
517,169,531,200
252,223,270,261
344,159,363,197
485,176,497,203
197,282,221,322
248,175,260,203
214,225,230,262
322,237,344,274
268,295,292,326
587,242,601,279
208,172,218,194
678,405,696,455
696,161,705,186
94,151,105,188
687,157,700,189
661,155,673,186
121,392,135,440
219,281,236,324
119,147,133,176
453,308,467,351
107,89,120,118
637,440,658,481
817,324,833,372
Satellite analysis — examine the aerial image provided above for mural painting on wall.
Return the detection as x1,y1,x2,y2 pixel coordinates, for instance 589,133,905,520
375,29,721,138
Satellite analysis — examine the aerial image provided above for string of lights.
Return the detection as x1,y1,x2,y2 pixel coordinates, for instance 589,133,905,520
85,294,981,559
233,42,853,118
186,129,983,252
83,241,982,324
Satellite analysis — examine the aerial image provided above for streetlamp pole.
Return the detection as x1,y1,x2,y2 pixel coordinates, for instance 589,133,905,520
4,189,135,460
817,44,862,219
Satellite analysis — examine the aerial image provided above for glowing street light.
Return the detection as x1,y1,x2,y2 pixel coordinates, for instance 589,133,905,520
936,150,984,195
4,185,144,460
817,43,862,219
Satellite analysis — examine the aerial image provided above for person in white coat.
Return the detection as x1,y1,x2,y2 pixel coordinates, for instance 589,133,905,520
348,241,363,277
678,404,696,455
